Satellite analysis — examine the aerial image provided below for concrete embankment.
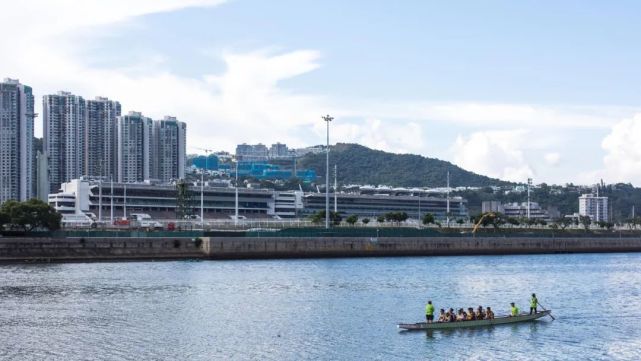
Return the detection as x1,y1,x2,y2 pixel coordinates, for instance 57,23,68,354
203,236,641,259
0,237,203,262
1,235,641,262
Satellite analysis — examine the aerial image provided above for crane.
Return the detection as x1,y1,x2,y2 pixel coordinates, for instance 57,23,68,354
472,212,497,235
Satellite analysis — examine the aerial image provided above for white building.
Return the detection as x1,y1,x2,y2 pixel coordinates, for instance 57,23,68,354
0,78,35,203
43,91,86,194
117,111,153,183
579,193,609,222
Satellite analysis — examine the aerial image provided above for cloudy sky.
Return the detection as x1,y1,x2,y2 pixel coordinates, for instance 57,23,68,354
3,0,641,185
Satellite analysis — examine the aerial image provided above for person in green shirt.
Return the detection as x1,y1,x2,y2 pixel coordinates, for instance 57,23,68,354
530,293,538,314
510,302,520,316
425,300,435,323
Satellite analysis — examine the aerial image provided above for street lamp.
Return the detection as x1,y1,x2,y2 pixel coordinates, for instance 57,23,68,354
322,114,333,229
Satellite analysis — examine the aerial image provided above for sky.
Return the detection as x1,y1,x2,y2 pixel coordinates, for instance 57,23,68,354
2,0,641,186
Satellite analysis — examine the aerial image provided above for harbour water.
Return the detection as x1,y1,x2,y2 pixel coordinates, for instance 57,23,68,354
1,253,640,360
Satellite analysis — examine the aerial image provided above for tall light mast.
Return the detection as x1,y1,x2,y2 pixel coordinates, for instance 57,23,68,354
235,160,239,226
199,149,212,229
322,115,333,229
527,178,532,220
446,171,450,227
334,164,337,213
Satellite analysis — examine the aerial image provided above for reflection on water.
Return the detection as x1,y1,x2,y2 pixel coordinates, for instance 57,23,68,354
1,253,640,360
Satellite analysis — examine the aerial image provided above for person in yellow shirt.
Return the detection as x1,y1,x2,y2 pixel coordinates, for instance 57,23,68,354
425,300,435,323
510,302,520,316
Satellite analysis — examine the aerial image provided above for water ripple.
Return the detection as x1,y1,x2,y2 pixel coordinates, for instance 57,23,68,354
1,253,641,360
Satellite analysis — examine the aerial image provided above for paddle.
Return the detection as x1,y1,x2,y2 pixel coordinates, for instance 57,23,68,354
537,302,555,320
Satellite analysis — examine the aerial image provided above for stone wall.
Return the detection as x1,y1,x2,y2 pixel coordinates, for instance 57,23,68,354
1,236,640,262
0,237,203,261
203,236,641,259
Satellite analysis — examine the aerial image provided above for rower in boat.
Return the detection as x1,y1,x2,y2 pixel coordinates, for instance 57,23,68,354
510,302,520,316
448,308,456,322
467,307,476,320
476,306,485,320
425,300,435,323
530,293,538,314
437,309,447,322
485,306,494,319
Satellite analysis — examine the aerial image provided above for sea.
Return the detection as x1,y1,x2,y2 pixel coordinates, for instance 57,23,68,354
1,253,640,360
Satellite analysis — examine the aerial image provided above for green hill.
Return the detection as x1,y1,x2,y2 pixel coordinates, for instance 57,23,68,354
297,143,510,187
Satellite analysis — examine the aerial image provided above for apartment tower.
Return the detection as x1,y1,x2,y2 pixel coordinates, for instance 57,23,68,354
0,78,35,203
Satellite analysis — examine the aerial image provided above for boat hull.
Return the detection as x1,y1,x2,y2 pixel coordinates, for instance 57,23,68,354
398,310,551,330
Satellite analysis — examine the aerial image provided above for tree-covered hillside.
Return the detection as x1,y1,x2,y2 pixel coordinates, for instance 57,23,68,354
298,143,510,187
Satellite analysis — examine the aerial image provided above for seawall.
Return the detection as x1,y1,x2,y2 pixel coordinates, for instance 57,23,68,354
1,235,641,262
203,236,641,259
0,237,203,262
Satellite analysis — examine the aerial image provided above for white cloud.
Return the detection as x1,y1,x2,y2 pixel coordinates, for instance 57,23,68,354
327,119,425,155
544,152,561,166
589,114,641,185
452,130,534,182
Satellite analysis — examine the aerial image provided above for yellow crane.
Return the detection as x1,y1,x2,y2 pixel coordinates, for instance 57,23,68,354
472,212,497,235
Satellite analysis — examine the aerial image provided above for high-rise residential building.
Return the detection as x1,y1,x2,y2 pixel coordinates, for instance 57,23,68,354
43,91,86,194
0,78,35,203
85,97,121,179
579,193,609,222
152,116,186,183
117,111,153,183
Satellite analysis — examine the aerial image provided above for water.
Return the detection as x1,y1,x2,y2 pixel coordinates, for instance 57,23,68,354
1,253,640,360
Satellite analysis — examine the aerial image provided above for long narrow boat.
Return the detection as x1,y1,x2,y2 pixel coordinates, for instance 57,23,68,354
398,310,552,331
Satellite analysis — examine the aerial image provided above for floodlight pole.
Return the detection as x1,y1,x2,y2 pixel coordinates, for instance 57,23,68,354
323,115,333,229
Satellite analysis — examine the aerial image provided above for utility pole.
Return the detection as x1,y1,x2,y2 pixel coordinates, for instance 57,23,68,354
322,115,333,229
527,178,532,220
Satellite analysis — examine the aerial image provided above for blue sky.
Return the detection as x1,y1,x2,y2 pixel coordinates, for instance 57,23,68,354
3,0,641,185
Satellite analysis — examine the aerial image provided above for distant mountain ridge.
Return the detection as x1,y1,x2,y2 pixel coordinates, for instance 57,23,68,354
297,143,510,187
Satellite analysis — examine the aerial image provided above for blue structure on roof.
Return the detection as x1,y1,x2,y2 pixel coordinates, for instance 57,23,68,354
234,162,316,182
192,154,219,170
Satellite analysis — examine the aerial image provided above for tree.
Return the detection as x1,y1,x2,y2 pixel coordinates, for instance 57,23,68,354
376,215,385,223
0,199,62,232
0,209,9,229
362,218,370,225
345,215,358,225
456,219,464,225
506,217,520,226
579,216,591,231
309,210,342,225
422,213,435,225
384,212,408,224
555,217,572,230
